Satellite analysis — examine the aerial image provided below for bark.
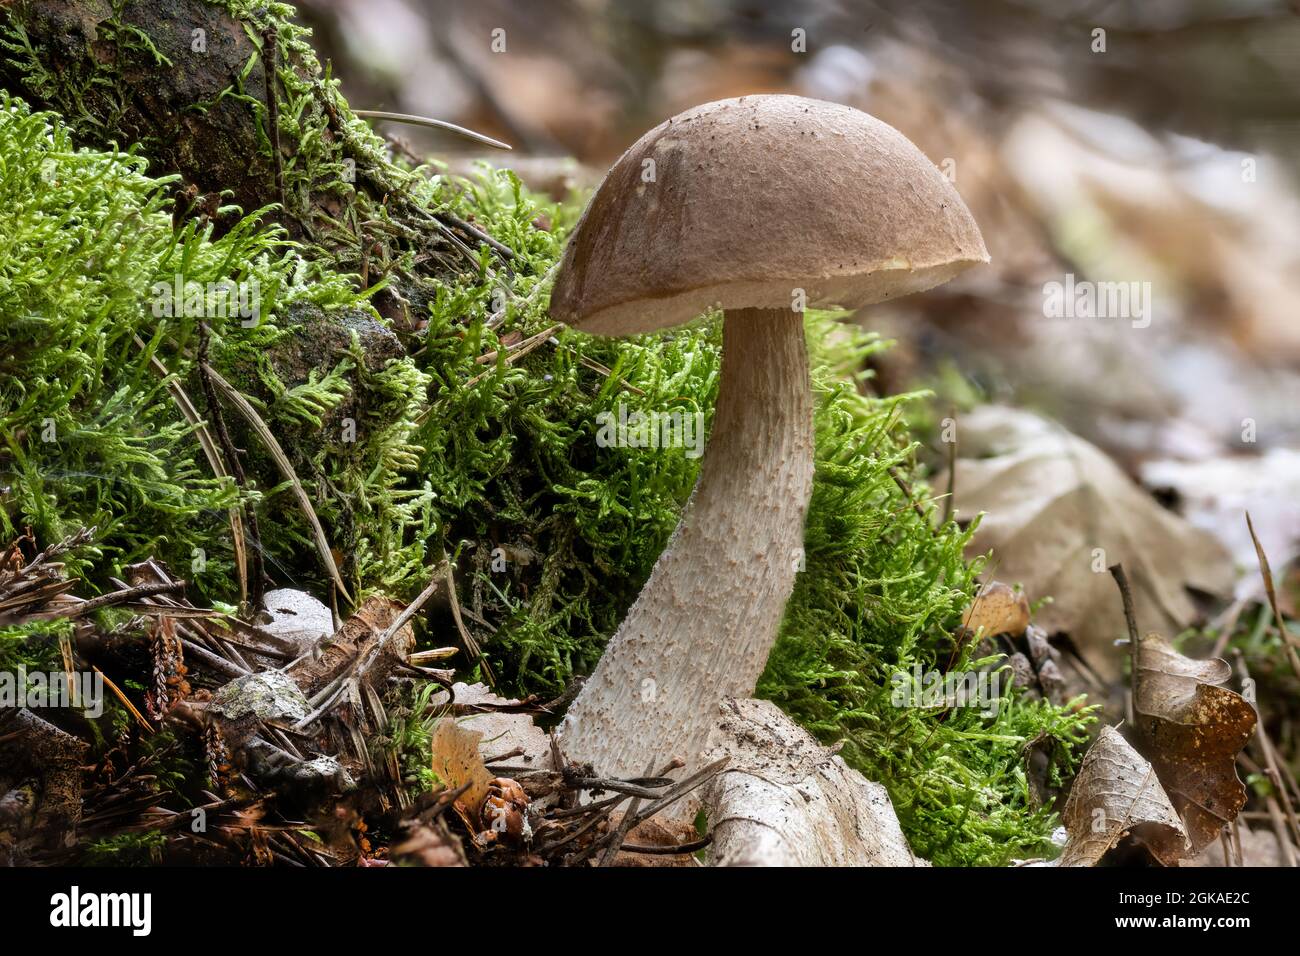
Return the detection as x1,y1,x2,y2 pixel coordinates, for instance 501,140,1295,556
702,699,924,867
0,708,89,859
0,0,489,319
2,0,289,225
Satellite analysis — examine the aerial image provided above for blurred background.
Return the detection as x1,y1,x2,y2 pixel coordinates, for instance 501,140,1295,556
298,0,1300,587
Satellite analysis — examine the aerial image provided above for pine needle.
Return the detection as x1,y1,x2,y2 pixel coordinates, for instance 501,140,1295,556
202,363,352,602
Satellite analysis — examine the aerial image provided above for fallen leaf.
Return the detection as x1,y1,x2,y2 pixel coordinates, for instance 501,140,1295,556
1133,633,1257,854
962,581,1030,637
1059,726,1186,867
430,719,494,827
432,682,552,769
1141,448,1300,598
954,406,1235,678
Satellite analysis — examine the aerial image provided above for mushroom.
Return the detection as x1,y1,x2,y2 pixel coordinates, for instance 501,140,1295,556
552,95,987,780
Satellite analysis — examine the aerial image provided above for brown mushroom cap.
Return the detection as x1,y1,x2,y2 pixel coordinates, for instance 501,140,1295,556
551,94,989,336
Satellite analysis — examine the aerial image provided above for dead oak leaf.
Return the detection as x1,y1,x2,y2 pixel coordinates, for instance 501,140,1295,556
431,719,494,830
1133,633,1256,855
961,581,1030,638
1060,726,1186,867
954,406,1234,680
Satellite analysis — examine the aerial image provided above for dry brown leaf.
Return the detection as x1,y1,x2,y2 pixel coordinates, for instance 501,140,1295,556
607,815,701,867
962,581,1030,637
1059,726,1187,866
431,682,552,769
1133,633,1257,854
431,719,494,826
954,406,1235,678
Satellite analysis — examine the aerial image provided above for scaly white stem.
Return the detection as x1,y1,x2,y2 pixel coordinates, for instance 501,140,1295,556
558,308,814,779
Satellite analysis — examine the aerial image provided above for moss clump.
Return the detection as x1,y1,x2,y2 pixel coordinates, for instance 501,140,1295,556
0,90,363,597
81,830,167,865
0,89,1091,864
0,619,69,672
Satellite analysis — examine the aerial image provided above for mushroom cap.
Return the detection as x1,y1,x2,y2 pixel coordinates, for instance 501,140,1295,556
551,94,988,336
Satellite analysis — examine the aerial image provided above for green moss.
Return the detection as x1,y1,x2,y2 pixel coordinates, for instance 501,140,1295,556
0,619,69,672
0,91,362,596
81,830,167,865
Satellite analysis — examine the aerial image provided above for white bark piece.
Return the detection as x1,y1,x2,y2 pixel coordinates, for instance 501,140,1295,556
259,588,335,654
702,699,924,867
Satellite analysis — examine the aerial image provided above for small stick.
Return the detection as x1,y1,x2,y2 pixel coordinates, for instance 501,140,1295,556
550,794,624,819
1245,511,1300,678
30,581,185,620
597,760,656,867
1236,650,1300,847
179,638,250,679
1230,816,1245,866
445,560,493,686
564,777,672,800
376,568,445,649
407,647,460,665
93,666,152,732
438,211,516,261
1109,563,1141,726
263,25,286,211
618,757,728,833
941,405,957,526
619,836,711,856
474,324,562,364
482,746,525,765
1210,595,1250,659
204,363,350,601
465,326,563,388
1240,752,1298,865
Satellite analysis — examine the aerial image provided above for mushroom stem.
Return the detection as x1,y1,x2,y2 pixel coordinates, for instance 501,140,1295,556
559,308,814,779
